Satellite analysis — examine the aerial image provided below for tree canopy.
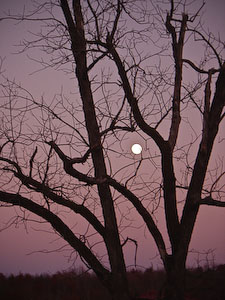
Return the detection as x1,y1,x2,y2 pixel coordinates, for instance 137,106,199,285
0,1,224,299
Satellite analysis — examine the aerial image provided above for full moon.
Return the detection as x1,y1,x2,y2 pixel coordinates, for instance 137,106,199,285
131,143,142,155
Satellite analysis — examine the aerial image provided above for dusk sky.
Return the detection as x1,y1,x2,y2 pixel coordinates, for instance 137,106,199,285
0,0,225,276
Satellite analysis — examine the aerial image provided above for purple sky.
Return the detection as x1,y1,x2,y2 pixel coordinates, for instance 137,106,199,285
0,0,225,275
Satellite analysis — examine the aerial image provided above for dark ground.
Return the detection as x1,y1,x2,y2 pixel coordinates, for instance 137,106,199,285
0,265,225,300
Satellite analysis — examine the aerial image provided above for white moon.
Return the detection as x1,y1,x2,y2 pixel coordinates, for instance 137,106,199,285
131,144,142,154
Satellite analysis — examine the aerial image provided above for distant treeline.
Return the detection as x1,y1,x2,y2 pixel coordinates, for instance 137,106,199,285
0,265,224,300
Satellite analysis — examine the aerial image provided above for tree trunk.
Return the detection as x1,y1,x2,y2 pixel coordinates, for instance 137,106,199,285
60,2,131,299
162,255,186,300
108,273,132,300
111,289,132,300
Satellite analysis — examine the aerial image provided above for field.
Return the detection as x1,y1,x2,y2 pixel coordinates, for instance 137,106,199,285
0,265,224,299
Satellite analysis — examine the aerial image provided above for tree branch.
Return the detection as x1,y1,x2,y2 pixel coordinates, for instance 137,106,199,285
105,39,180,252
0,191,110,282
29,147,38,177
182,59,219,74
47,141,106,184
166,12,188,150
107,176,167,262
200,196,225,207
0,157,106,238
188,28,223,68
180,63,225,253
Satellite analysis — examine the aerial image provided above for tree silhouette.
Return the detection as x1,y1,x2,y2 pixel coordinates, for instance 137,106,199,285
0,1,224,299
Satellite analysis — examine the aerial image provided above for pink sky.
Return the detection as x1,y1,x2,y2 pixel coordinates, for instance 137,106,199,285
0,0,225,275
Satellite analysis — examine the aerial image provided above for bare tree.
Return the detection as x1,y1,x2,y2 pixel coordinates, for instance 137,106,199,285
0,1,224,299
